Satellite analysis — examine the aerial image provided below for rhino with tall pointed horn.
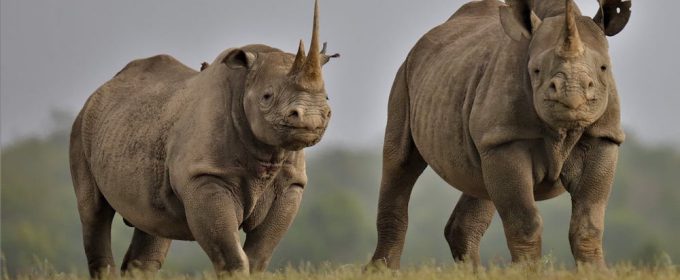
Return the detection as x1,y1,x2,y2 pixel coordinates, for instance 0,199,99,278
368,0,631,268
70,1,337,277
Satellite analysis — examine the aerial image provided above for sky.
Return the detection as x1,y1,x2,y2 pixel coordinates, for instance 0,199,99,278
1,0,679,149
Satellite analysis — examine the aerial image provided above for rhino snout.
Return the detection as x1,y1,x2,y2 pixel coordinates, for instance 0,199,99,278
555,94,587,110
545,76,592,110
284,106,329,131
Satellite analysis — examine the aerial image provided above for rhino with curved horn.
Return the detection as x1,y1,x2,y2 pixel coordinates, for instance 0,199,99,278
369,0,631,268
70,0,337,277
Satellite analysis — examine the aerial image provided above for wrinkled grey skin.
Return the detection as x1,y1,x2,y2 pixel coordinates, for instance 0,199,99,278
369,0,630,269
70,2,336,277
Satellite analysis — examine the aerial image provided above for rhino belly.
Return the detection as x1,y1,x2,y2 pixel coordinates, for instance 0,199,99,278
86,116,193,240
89,149,193,239
410,92,489,199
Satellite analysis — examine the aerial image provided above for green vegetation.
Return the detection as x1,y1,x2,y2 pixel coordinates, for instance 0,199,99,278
2,114,679,276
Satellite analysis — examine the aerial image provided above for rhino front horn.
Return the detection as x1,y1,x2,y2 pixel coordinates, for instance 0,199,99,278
292,0,324,90
558,0,585,58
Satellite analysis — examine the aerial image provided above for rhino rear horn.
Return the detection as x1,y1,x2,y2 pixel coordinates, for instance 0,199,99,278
594,0,631,36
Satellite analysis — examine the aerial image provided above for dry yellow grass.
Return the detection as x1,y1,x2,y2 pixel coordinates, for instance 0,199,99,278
5,262,679,280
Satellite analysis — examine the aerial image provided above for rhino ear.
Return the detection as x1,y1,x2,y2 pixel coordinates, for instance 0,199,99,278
222,49,256,69
593,0,631,36
500,0,542,41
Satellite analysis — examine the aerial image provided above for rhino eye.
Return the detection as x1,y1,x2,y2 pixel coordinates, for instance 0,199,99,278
533,69,540,75
325,95,329,101
262,93,272,100
601,65,608,72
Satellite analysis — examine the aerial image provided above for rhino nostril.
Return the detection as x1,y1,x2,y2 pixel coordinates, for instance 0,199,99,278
288,109,302,119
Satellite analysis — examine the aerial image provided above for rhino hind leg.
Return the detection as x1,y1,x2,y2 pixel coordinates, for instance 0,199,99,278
70,115,117,278
76,188,116,278
369,64,427,270
121,228,172,275
444,194,495,266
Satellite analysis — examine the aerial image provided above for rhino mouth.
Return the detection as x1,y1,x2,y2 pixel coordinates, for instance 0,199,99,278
276,123,325,148
544,98,597,117
289,128,325,142
278,123,325,135
541,105,593,128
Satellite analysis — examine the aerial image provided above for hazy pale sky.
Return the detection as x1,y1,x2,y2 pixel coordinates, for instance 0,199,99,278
1,0,679,149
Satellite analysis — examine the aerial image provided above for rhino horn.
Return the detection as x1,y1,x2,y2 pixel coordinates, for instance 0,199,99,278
289,40,307,76
296,0,324,90
558,0,585,58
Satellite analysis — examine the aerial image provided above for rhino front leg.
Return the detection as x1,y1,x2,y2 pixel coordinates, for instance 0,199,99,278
243,185,304,272
444,194,495,265
568,140,618,267
182,179,249,275
121,228,172,274
482,142,542,263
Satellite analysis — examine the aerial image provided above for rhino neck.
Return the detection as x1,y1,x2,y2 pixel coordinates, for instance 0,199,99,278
227,75,287,168
542,127,584,182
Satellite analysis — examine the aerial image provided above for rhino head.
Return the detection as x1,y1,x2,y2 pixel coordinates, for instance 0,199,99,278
222,0,337,151
500,0,631,130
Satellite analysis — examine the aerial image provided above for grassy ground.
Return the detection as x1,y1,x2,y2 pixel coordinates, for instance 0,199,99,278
5,262,679,280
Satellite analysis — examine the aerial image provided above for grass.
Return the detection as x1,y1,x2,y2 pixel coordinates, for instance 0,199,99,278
5,261,680,280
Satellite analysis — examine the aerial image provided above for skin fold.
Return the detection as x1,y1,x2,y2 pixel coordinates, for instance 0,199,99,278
369,0,630,269
70,1,338,277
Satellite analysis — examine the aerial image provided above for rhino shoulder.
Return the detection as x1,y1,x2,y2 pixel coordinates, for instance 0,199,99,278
115,54,197,81
448,0,504,21
407,0,504,73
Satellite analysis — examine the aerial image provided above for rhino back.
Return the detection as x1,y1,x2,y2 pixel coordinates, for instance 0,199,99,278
76,54,198,237
405,0,542,197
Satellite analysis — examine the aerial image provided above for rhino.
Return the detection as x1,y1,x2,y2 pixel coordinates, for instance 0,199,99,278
368,0,631,268
69,1,337,277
